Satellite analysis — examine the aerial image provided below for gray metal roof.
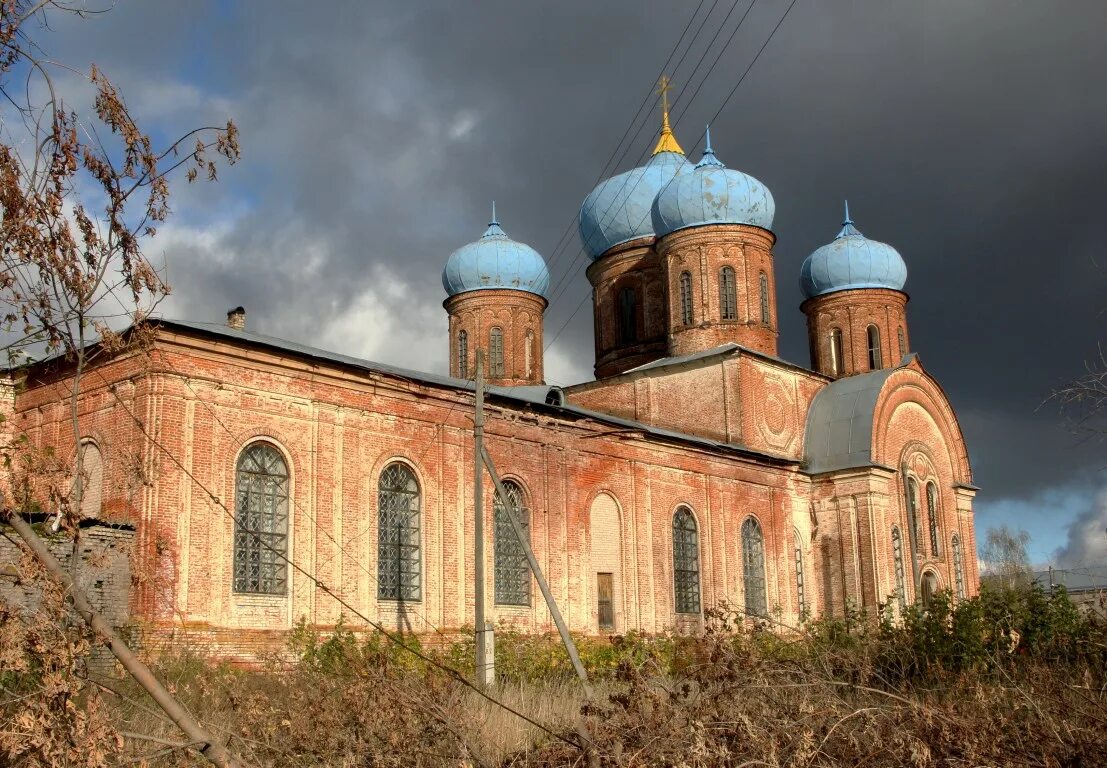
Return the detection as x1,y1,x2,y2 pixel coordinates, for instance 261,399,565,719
802,358,914,475
625,343,741,373
158,319,795,465
1033,565,1107,594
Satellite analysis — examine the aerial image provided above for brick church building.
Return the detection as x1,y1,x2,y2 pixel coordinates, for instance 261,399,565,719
3,104,977,657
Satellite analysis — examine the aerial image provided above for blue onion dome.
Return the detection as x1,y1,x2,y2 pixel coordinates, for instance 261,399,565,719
578,108,692,259
442,204,551,299
652,126,775,236
799,202,908,300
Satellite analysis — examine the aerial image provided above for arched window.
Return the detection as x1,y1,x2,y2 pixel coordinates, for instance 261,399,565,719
672,507,700,614
951,535,966,599
829,328,844,376
378,463,421,601
457,330,468,378
233,443,289,595
719,266,737,321
906,478,922,554
618,286,637,344
897,326,906,360
891,526,906,611
926,482,941,557
679,271,693,326
921,571,938,606
741,517,767,617
794,527,806,619
494,480,531,606
75,439,104,519
489,327,505,377
759,271,770,325
867,325,882,370
524,329,534,379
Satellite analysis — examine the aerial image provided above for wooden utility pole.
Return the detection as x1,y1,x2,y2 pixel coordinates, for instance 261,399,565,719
473,351,494,686
481,446,593,699
3,512,241,768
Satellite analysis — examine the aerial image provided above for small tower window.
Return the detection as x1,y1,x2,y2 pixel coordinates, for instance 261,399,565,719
891,526,906,611
926,482,941,557
489,327,505,377
759,271,770,325
866,324,882,370
829,328,843,376
618,286,637,345
719,266,737,321
897,326,906,360
457,330,468,379
679,271,693,326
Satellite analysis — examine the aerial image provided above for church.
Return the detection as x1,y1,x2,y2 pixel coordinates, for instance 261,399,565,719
3,96,978,658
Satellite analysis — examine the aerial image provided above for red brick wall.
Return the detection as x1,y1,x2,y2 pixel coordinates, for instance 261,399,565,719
802,288,909,378
444,289,546,385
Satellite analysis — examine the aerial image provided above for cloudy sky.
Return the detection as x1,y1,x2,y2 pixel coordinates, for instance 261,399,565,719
32,0,1107,566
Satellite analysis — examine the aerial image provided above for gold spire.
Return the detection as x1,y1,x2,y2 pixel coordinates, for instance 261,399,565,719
651,75,684,156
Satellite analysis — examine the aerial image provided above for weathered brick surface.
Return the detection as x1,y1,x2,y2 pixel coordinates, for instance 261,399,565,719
445,289,546,385
802,288,910,378
8,317,977,662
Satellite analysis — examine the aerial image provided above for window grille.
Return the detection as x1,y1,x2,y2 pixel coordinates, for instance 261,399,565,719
891,526,906,611
679,271,693,326
906,478,922,554
494,480,531,606
233,443,289,594
741,517,767,617
719,266,737,321
618,287,637,344
926,482,941,557
829,328,843,376
672,507,700,614
489,327,505,378
759,271,770,324
897,326,906,360
952,535,966,599
867,325,882,370
457,330,468,378
794,527,806,619
378,463,421,601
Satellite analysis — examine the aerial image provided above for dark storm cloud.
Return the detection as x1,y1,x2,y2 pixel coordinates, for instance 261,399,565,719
44,0,1107,557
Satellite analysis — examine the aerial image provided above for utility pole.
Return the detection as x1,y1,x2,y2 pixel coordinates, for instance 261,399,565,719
473,350,494,687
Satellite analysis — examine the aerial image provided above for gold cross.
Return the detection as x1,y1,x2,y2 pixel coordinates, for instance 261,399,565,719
656,75,672,117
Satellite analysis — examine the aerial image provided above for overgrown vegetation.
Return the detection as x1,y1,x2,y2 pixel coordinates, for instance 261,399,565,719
4,581,1105,765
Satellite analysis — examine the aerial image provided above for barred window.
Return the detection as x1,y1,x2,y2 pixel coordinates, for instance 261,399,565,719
679,271,693,326
494,480,531,606
742,517,767,617
378,463,421,601
618,287,637,344
952,535,966,599
906,478,922,554
891,526,906,611
794,527,807,619
897,326,906,360
759,271,770,324
829,328,844,376
672,506,700,614
489,328,505,378
926,482,941,557
457,330,468,378
867,324,882,370
233,443,289,595
719,266,737,321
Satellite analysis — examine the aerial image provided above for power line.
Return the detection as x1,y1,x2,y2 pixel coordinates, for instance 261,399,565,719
90,366,583,752
542,0,799,355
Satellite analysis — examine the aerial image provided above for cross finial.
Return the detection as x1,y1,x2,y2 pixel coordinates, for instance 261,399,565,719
651,74,684,156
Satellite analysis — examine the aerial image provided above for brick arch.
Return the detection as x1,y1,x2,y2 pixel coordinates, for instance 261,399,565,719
232,427,305,475
871,366,972,485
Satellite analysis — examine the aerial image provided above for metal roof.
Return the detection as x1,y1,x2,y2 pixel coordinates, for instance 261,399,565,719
1033,565,1107,594
157,319,796,465
803,358,911,474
